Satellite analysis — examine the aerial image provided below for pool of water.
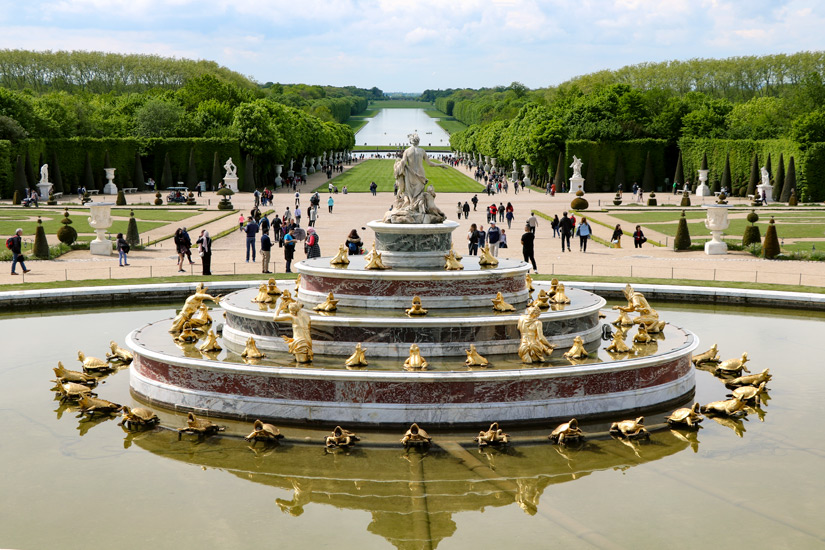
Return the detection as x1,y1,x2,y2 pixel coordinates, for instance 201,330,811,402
355,109,451,147
2,301,824,549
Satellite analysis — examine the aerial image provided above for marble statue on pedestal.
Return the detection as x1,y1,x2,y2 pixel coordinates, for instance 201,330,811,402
224,158,237,177
570,156,583,179
382,133,448,224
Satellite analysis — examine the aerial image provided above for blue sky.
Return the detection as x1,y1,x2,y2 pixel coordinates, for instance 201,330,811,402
0,0,822,92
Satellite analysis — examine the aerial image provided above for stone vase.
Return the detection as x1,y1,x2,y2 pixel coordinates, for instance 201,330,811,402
103,168,118,195
88,202,114,256
703,204,731,255
696,169,711,197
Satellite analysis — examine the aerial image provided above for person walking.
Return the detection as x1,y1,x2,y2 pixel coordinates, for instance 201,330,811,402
487,222,501,257
181,227,194,264
498,202,505,223
116,233,129,266
633,225,647,248
576,217,592,252
463,201,470,219
196,230,212,275
294,206,302,226
283,230,295,273
499,229,508,249
521,224,537,273
328,196,334,214
467,223,480,255
471,194,478,211
527,211,538,234
283,206,291,223
173,228,187,272
477,225,486,249
611,224,623,248
244,217,259,262
260,214,270,236
238,213,245,231
8,228,30,275
456,201,463,220
260,231,272,273
308,206,317,227
551,214,560,238
306,227,321,259
370,181,377,196
559,212,573,252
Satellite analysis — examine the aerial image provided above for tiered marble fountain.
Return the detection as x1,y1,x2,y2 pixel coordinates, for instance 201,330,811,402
127,135,697,426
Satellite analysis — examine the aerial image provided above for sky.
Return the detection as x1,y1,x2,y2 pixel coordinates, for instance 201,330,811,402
0,0,823,92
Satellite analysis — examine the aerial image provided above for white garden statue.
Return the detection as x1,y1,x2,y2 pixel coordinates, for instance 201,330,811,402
224,158,237,178
382,133,449,224
570,156,583,179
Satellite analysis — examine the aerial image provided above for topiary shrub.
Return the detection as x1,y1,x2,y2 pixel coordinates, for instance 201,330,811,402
674,210,691,250
47,193,57,206
126,210,140,247
742,210,761,246
646,191,657,206
716,192,728,205
154,191,163,206
762,216,780,259
57,209,77,245
12,189,20,205
612,192,622,206
116,190,127,206
33,217,50,259
788,189,798,206
680,190,691,207
187,191,196,206
217,187,234,210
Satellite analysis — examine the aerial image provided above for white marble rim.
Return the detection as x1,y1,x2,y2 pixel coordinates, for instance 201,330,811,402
221,292,606,326
296,287,531,309
131,368,695,423
294,259,530,280
127,327,697,383
367,220,460,234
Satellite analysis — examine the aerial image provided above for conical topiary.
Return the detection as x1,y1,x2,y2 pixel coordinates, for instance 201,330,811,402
14,155,27,199
765,153,772,182
720,153,731,194
554,151,564,190
125,210,140,247
680,190,691,207
161,152,173,190
674,210,691,250
244,154,255,192
154,191,163,206
57,209,77,245
615,155,625,190
742,210,761,246
82,151,94,192
585,155,597,190
789,189,798,206
747,152,759,197
646,191,657,206
33,216,49,259
570,189,588,210
12,189,21,205
116,189,127,206
24,150,35,191
642,151,655,192
211,151,222,191
781,157,796,203
51,151,64,194
762,216,780,258
774,153,784,201
186,147,198,191
132,151,145,190
673,150,684,188
700,152,708,170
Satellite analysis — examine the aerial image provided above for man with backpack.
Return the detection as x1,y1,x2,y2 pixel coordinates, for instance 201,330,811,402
8,228,30,275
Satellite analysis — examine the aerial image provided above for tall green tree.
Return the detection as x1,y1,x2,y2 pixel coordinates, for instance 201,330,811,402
82,151,94,191
186,147,198,190
24,150,35,189
720,153,731,194
774,153,785,201
641,151,654,192
132,151,144,189
211,151,222,191
161,152,173,190
243,154,255,192
746,153,759,196
673,150,684,186
781,157,796,202
50,151,64,194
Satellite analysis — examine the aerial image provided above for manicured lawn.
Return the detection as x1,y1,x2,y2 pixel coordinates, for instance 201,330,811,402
110,209,201,222
642,218,825,239
0,207,169,236
437,119,468,134
312,159,484,193
369,100,433,109
612,211,708,223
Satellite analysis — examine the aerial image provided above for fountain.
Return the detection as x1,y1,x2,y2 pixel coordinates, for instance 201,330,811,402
127,135,697,426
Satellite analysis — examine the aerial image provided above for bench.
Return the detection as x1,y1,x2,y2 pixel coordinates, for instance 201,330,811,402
52,192,63,199
123,188,138,193
88,190,99,195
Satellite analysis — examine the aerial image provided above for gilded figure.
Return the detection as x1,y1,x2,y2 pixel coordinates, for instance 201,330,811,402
313,292,338,312
517,306,556,363
330,244,350,266
403,343,429,370
405,296,428,316
345,343,368,367
464,344,488,367
492,291,515,312
273,302,313,363
170,282,221,333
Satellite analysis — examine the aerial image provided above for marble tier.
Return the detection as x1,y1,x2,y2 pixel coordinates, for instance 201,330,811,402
368,220,459,269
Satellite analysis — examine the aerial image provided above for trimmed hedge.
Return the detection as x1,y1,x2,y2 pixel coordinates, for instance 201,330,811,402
565,139,668,193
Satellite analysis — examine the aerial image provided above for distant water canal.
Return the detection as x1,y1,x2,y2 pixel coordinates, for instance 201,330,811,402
355,108,451,146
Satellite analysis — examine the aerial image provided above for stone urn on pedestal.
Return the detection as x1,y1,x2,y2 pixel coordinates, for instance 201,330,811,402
491,158,498,174
522,165,532,187
274,164,283,187
301,157,308,178
484,156,491,172
308,157,316,175
88,202,114,256
103,168,118,195
696,169,711,197
315,156,322,172
703,204,731,255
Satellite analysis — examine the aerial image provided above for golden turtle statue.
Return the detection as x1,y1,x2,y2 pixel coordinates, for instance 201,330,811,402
405,296,428,316
701,397,747,417
345,343,368,367
245,419,284,442
692,344,720,365
325,426,359,448
609,417,650,438
330,244,350,266
364,242,389,270
715,352,750,376
464,344,488,367
78,350,114,374
665,403,703,427
53,361,97,387
478,244,498,267
241,337,265,359
403,343,429,370
401,423,432,447
728,381,767,403
179,412,224,435
267,278,282,296
78,394,122,415
105,341,133,364
491,292,515,312
252,283,274,304
548,418,584,445
119,406,159,429
474,422,510,447
313,292,338,312
55,380,95,400
198,330,222,353
563,336,588,360
725,369,771,388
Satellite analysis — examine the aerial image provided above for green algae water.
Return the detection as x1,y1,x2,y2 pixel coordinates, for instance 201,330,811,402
1,301,823,549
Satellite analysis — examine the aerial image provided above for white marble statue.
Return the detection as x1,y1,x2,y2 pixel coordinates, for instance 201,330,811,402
382,133,448,224
224,158,237,177
761,166,770,187
570,156,583,179
40,164,49,184
290,158,294,171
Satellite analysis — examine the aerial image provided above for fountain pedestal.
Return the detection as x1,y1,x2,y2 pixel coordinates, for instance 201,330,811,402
88,202,114,256
569,176,584,194
368,220,459,269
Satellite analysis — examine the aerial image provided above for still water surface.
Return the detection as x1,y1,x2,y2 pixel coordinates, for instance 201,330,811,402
2,302,824,549
355,109,452,147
